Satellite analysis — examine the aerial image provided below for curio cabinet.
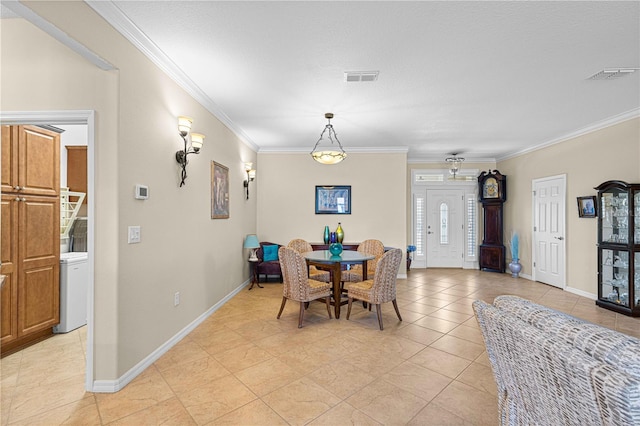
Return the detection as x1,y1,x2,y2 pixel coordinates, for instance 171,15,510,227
596,180,640,317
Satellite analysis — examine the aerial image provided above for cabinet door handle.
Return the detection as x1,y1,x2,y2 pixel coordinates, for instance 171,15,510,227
13,186,24,191
554,236,564,240
14,197,20,202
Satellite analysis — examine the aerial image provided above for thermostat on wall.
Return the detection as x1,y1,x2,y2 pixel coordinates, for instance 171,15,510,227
135,184,149,200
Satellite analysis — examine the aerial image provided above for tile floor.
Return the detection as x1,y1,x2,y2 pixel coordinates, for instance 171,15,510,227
2,269,639,425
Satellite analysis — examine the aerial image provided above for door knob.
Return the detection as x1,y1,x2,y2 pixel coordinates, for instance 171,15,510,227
554,236,564,240
427,231,433,234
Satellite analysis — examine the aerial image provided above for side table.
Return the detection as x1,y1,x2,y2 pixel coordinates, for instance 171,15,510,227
248,259,262,290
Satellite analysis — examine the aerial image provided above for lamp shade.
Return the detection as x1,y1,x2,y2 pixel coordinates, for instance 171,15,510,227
190,133,205,152
178,116,193,136
243,234,260,249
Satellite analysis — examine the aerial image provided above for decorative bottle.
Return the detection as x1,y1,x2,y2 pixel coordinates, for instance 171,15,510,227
336,222,344,243
323,226,330,244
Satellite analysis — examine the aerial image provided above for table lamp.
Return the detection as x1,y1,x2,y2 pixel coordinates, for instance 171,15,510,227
243,234,260,261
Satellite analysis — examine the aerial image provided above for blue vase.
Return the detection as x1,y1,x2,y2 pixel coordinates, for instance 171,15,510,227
329,243,343,256
323,226,330,244
508,259,522,278
330,232,337,243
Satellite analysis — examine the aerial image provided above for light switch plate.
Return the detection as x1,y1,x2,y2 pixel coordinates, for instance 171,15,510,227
128,226,141,244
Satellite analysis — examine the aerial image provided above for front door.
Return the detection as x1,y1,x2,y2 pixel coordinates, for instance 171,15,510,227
533,175,566,288
426,190,464,268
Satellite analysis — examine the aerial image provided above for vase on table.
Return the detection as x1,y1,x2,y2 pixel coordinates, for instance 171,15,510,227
323,226,330,244
329,232,337,244
329,242,343,256
508,259,522,278
336,223,344,243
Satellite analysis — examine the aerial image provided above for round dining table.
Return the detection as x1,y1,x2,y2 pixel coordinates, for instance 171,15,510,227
303,250,375,318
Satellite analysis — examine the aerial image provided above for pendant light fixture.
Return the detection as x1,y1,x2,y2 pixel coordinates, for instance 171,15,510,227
310,113,347,165
446,153,465,179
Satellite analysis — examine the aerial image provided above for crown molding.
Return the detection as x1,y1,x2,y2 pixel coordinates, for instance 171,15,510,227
258,146,409,154
497,107,640,162
86,0,259,152
3,0,114,71
407,157,496,164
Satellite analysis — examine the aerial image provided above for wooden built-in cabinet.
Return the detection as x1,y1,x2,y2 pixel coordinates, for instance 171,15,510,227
66,145,87,205
1,125,60,356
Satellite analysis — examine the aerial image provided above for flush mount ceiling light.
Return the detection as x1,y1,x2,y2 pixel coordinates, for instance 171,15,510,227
446,154,465,179
310,113,347,165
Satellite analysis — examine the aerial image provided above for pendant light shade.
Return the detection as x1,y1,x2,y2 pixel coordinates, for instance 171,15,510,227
310,113,347,165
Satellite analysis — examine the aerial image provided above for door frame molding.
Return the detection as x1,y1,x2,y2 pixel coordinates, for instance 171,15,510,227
1,110,95,391
531,173,567,288
410,169,479,269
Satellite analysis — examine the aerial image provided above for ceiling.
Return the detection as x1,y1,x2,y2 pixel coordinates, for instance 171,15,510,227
12,1,640,161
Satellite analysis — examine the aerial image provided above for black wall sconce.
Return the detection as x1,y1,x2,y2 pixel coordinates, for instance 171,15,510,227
243,162,256,199
175,116,205,187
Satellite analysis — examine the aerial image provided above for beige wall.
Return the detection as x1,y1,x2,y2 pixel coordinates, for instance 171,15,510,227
2,3,256,380
257,152,407,273
498,117,640,296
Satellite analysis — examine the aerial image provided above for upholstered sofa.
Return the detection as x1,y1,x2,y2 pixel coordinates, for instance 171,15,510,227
255,242,283,282
473,295,640,426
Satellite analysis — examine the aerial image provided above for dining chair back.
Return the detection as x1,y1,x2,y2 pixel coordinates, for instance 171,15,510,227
277,246,332,328
287,238,330,282
346,248,403,330
343,239,385,283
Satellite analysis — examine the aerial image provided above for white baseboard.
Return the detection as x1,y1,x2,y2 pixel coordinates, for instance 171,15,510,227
502,272,532,280
90,280,250,393
565,286,597,300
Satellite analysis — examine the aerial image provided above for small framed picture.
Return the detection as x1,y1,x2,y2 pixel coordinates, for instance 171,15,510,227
315,185,351,214
211,161,229,219
577,196,597,218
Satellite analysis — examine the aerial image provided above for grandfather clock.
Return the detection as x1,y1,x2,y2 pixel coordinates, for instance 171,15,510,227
478,170,507,273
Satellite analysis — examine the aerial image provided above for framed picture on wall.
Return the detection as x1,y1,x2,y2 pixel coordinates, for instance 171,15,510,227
211,161,229,219
315,185,351,214
577,196,597,218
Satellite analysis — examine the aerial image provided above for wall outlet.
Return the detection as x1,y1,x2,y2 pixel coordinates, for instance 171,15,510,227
128,226,141,244
174,292,180,306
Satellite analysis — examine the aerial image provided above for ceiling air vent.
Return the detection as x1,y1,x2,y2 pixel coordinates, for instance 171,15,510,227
344,71,379,83
588,68,637,80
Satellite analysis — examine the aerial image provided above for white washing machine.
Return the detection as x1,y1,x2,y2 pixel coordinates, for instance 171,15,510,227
54,252,88,333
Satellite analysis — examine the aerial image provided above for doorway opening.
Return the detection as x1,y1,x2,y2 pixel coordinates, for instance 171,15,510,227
411,169,479,269
1,110,95,391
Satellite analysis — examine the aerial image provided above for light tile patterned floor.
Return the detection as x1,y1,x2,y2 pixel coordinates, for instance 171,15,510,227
2,269,639,425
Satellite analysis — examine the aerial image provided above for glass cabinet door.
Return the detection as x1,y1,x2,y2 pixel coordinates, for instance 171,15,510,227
635,190,640,244
600,188,629,244
635,252,640,307
601,249,629,306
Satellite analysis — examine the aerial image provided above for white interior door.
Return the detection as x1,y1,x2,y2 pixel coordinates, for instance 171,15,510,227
427,190,464,268
533,175,566,288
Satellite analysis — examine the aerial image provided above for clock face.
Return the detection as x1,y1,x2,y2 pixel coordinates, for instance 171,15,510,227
483,177,499,198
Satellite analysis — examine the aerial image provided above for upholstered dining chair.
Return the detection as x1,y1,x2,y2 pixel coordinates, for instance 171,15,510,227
277,246,333,328
287,239,330,283
342,239,385,285
345,248,403,330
